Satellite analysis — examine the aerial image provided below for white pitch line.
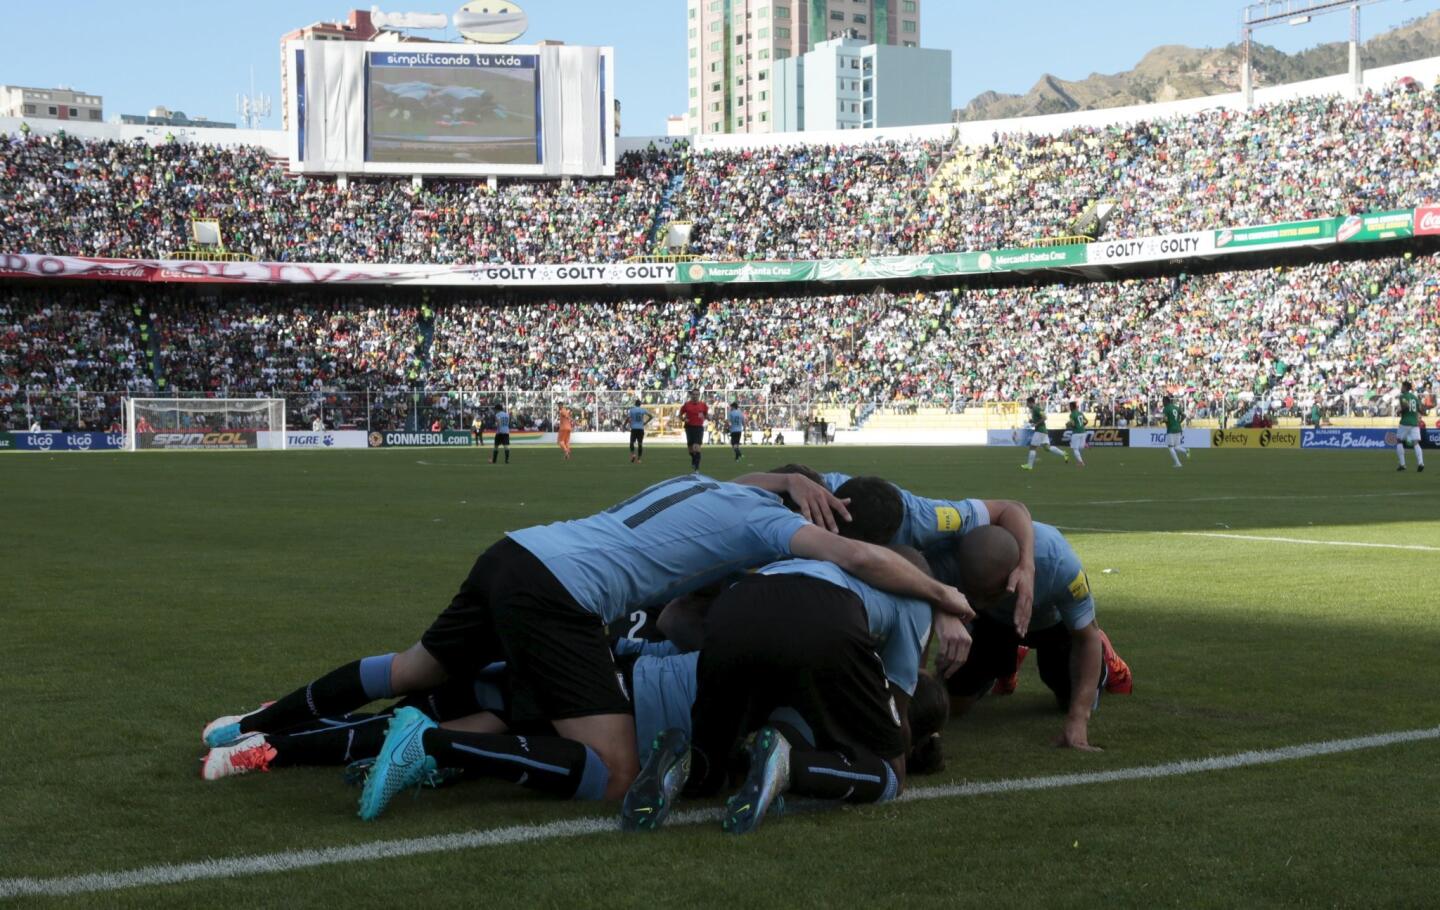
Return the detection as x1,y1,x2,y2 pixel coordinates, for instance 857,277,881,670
3,725,1437,900
1054,525,1440,552
1059,491,1434,507
1176,531,1440,553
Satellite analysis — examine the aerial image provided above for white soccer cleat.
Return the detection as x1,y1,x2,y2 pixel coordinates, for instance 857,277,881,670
201,734,278,781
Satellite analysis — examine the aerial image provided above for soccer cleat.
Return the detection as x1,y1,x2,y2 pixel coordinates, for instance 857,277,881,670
358,706,438,821
1098,629,1133,695
991,646,1029,695
1419,465,1426,473
620,728,692,832
722,726,791,835
202,702,273,748
345,757,461,790
201,733,278,781
1019,464,1033,471
1063,452,1071,464
1397,465,1406,472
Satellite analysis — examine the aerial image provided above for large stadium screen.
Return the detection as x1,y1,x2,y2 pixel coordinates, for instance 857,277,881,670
366,50,540,166
287,40,614,178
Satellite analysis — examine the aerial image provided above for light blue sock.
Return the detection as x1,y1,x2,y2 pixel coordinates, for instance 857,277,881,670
358,653,396,700
573,746,610,801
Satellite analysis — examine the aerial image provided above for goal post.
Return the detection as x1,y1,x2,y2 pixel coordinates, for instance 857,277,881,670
122,398,287,451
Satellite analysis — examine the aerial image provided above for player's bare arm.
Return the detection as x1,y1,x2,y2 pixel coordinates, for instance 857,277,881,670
1054,622,1104,752
789,525,974,625
734,471,852,532
985,499,1036,636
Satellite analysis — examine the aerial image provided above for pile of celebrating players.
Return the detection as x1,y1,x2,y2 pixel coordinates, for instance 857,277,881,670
197,466,1132,833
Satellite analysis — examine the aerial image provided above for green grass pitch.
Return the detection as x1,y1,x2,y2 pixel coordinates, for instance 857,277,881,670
3,444,1438,908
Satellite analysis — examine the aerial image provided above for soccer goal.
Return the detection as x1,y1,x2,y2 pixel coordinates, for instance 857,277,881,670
123,398,286,451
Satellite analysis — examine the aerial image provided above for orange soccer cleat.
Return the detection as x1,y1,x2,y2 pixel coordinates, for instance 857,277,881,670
991,645,1029,695
1098,629,1133,694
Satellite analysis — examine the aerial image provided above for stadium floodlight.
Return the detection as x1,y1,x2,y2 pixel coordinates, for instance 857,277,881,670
1239,0,1390,106
123,398,286,452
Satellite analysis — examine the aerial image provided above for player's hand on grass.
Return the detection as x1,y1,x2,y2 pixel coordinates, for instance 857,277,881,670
931,610,972,677
1008,564,1034,637
784,474,851,532
1053,717,1101,752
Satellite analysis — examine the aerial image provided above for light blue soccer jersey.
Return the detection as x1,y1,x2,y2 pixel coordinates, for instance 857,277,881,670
628,407,650,430
495,410,510,434
508,476,810,624
820,473,989,550
729,408,745,433
1019,522,1095,632
757,558,931,695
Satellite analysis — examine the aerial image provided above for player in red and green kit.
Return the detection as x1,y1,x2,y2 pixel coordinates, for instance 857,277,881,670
1020,396,1068,471
1163,396,1189,468
1395,380,1424,473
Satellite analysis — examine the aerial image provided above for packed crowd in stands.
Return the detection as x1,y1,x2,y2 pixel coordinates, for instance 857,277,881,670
0,137,678,263
4,252,1435,431
5,80,1440,262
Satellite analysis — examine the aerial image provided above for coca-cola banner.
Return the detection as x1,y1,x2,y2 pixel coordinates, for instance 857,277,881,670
1414,205,1440,237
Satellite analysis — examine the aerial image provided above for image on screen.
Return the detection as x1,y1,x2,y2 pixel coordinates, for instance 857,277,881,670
367,51,540,165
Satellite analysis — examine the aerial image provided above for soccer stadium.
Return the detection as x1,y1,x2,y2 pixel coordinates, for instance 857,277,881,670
4,0,1440,905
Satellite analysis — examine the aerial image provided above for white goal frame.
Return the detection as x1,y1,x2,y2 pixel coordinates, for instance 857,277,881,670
122,398,287,451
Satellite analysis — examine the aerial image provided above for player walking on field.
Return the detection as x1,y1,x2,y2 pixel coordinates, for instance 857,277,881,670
1020,397,1068,471
680,390,709,473
1163,396,1189,468
728,402,745,462
1066,401,1088,467
1394,380,1425,473
627,400,653,463
557,406,574,460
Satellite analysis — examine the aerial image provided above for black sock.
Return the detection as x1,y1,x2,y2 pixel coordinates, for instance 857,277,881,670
771,722,897,804
504,448,510,463
242,660,372,735
691,452,701,470
268,714,391,767
422,729,609,799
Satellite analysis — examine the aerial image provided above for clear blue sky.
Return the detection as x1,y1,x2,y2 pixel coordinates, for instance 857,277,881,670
4,0,1439,135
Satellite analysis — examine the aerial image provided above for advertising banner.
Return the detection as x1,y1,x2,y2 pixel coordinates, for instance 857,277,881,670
1301,428,1392,450
1207,428,1301,449
1085,233,1213,266
1127,428,1214,449
1048,427,1128,448
1336,209,1413,244
678,261,818,284
281,430,370,450
970,245,1088,272
3,431,126,451
1414,205,1440,237
0,255,677,288
139,430,258,450
1213,218,1337,251
367,430,475,447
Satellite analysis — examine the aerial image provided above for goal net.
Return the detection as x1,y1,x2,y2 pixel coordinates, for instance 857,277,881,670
123,398,286,451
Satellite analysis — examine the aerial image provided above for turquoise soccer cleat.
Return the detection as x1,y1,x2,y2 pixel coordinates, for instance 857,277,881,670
620,727,692,832
358,706,438,821
722,725,791,835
